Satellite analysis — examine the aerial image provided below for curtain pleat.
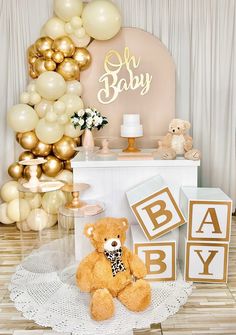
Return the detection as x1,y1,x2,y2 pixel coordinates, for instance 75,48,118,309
0,0,235,202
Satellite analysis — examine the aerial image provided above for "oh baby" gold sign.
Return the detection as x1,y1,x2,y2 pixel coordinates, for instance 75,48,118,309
97,47,153,104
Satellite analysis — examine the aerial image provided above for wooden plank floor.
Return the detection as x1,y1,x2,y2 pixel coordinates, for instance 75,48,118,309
0,218,236,335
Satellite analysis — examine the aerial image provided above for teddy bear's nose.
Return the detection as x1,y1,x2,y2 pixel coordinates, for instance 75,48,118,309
172,129,175,132
112,241,118,247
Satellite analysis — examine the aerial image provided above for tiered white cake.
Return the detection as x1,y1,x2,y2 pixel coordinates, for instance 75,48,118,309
121,114,143,137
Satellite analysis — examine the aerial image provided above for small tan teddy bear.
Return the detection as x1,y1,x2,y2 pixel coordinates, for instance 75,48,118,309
76,217,151,321
156,118,201,160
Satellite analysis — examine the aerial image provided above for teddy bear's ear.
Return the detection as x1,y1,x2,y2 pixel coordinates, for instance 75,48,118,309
119,217,129,231
84,223,95,238
184,120,191,130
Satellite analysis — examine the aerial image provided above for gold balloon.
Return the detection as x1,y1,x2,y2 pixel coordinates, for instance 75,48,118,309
52,36,75,58
52,136,76,160
74,137,81,146
52,51,64,64
19,131,38,150
16,132,23,143
64,160,72,172
42,155,63,177
29,67,38,79
57,58,80,81
73,47,91,71
45,59,57,71
32,141,52,157
24,165,42,180
34,57,47,76
43,49,54,59
35,37,54,56
28,44,39,58
8,162,24,180
29,56,37,65
19,151,35,161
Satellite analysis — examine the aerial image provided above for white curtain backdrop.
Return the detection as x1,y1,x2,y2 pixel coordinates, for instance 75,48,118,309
0,0,235,203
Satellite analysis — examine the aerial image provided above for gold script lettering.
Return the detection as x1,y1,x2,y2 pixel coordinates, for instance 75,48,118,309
98,47,152,104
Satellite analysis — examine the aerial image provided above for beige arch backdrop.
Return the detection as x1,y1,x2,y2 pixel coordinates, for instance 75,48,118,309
80,27,175,148
0,0,235,203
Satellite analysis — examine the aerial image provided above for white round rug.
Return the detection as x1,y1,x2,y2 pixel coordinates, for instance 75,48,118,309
9,238,192,335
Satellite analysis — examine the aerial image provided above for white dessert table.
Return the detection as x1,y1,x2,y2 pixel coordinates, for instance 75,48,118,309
71,151,200,222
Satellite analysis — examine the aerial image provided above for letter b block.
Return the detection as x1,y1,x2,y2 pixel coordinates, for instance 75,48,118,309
180,187,232,242
185,242,229,283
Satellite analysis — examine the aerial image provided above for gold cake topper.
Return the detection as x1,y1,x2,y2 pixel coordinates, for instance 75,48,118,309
98,47,153,104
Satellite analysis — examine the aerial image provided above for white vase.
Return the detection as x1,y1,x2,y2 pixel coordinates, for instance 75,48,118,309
82,128,94,149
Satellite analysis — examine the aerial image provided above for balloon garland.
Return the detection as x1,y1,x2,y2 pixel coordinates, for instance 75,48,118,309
0,0,122,230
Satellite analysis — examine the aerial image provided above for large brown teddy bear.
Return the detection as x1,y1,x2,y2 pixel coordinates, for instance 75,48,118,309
155,118,201,160
76,217,151,321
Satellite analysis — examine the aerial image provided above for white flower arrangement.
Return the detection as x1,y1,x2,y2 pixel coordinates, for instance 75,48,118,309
71,107,108,131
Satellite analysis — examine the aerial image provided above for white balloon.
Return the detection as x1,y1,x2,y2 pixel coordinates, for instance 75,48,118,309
46,214,58,228
36,72,66,101
74,27,86,39
57,114,68,125
8,104,39,133
59,94,84,116
26,208,48,231
45,111,58,123
35,100,53,118
65,22,74,35
54,0,83,22
66,80,83,96
82,0,122,40
69,33,91,47
35,118,64,144
70,16,82,29
42,190,66,214
56,170,73,184
44,17,66,39
1,181,20,202
27,82,37,93
27,194,42,209
7,198,31,222
64,122,83,138
29,92,41,106
16,220,31,232
20,92,30,104
0,203,15,224
53,101,66,115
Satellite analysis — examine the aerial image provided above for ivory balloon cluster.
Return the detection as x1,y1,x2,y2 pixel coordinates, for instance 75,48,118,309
28,35,91,80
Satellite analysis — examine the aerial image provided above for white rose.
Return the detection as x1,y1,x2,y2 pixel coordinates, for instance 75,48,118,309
73,117,79,123
79,119,84,126
86,117,93,126
78,109,85,117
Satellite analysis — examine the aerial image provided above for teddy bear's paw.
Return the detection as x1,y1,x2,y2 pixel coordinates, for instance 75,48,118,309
90,288,115,321
118,279,151,312
154,148,176,160
185,149,201,161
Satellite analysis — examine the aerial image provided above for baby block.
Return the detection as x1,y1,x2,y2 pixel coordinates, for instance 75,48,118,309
126,175,185,240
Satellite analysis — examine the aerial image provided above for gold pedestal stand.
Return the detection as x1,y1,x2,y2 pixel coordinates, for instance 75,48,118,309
123,137,140,153
62,183,90,209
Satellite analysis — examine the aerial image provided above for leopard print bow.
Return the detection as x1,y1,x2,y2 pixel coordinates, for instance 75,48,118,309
104,248,126,277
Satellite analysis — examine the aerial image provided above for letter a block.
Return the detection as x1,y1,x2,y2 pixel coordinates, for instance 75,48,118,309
131,225,176,282
126,175,185,240
180,187,232,242
185,242,229,283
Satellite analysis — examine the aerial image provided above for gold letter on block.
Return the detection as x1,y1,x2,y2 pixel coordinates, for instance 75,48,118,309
142,200,173,231
196,208,222,234
194,249,219,275
143,249,167,275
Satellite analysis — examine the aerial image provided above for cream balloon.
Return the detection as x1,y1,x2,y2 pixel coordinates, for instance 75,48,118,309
66,80,83,96
57,114,68,125
45,111,58,123
27,194,42,209
59,94,84,116
53,101,66,115
42,190,66,215
35,100,53,118
46,214,58,228
29,92,41,105
36,72,66,101
39,173,54,181
20,92,30,104
82,0,121,40
65,22,74,35
44,17,66,39
8,104,39,132
16,221,31,232
55,170,73,184
27,81,37,93
54,0,83,22
0,181,20,202
35,118,64,144
70,16,82,29
74,27,86,39
64,122,83,138
7,198,31,222
26,208,48,231
69,33,91,48
0,203,15,224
